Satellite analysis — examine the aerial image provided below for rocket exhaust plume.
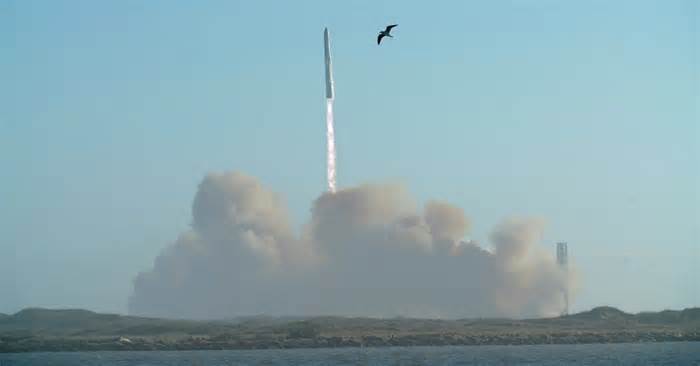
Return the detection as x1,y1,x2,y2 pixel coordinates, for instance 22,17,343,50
324,28,336,193
326,100,336,193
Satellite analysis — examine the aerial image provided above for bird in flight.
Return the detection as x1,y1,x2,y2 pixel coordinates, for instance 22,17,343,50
377,24,398,45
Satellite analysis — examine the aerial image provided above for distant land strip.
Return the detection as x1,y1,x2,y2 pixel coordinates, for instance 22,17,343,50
1,307,698,352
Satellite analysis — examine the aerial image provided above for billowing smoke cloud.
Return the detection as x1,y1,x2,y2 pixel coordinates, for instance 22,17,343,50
129,171,576,319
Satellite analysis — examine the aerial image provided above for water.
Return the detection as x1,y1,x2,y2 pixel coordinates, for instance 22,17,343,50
1,342,698,365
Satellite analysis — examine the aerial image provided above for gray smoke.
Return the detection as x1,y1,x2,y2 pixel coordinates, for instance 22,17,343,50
129,171,576,319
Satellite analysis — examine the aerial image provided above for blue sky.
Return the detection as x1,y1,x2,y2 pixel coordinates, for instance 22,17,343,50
1,0,698,315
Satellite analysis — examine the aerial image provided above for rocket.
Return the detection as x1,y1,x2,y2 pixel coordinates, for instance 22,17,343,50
324,28,335,99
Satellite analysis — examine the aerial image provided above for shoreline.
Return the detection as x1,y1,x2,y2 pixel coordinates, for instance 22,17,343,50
2,307,698,353
3,331,699,353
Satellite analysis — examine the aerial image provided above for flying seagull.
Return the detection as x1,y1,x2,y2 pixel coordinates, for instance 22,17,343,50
377,24,398,45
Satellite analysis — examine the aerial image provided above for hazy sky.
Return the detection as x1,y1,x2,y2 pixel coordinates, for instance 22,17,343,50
1,0,698,315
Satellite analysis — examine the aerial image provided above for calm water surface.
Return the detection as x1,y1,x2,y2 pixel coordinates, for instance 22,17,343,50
1,342,699,365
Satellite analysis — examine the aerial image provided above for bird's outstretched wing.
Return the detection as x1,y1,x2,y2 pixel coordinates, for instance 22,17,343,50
377,33,385,45
385,24,398,32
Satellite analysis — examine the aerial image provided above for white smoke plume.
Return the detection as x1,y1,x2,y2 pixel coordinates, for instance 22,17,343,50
129,171,577,319
326,99,336,193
